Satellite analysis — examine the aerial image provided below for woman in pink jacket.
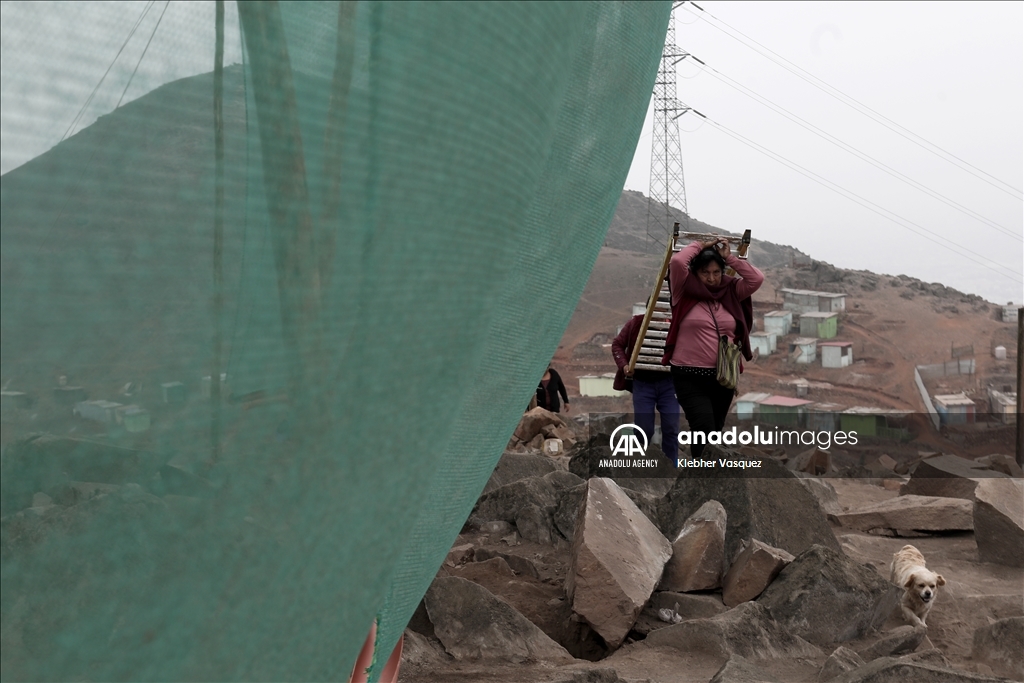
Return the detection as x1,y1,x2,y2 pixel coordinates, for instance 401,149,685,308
662,239,764,459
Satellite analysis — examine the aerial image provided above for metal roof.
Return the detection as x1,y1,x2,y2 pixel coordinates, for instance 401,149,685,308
758,395,814,407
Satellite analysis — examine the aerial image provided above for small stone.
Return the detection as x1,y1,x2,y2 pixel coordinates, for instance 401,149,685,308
722,538,793,607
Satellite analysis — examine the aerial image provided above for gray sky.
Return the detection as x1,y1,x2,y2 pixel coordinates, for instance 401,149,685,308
2,1,1021,303
624,1,1023,305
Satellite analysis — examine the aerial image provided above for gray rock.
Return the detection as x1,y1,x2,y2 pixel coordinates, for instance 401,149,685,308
710,655,780,682
859,625,927,661
423,576,573,663
818,646,866,682
444,543,474,567
973,479,1024,567
565,478,672,649
900,454,1007,501
971,616,1023,680
31,492,53,507
974,454,1023,478
660,500,727,592
758,544,900,646
552,668,631,683
796,476,843,516
399,629,449,666
544,470,585,491
650,591,727,620
473,548,540,578
513,408,568,445
554,483,587,542
722,539,794,607
645,601,822,662
834,495,973,535
657,447,840,560
830,657,1008,683
473,475,559,523
515,503,554,545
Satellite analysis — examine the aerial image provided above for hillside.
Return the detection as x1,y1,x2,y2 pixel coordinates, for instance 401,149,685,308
558,204,1016,456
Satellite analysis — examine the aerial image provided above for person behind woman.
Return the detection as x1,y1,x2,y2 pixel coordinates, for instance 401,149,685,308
536,366,570,413
662,239,764,459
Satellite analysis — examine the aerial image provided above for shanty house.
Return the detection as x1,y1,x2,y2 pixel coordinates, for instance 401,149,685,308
578,374,627,397
734,391,771,420
839,407,913,439
749,331,777,356
74,400,122,424
933,393,976,424
762,311,793,336
1001,304,1018,323
788,337,817,364
799,311,839,339
116,405,151,432
819,341,853,368
162,381,186,404
807,402,844,431
756,395,813,427
988,389,1016,424
780,288,848,314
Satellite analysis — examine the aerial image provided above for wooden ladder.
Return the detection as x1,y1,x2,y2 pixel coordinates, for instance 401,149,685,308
627,225,751,374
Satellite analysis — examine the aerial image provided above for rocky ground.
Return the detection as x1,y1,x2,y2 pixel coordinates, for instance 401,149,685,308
395,409,1024,683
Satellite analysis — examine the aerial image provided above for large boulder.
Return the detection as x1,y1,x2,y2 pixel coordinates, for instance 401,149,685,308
565,478,672,649
423,576,573,663
644,601,822,662
900,454,1009,501
722,539,794,607
818,646,866,682
796,476,843,516
483,452,558,494
554,481,659,544
657,446,840,560
472,475,559,524
971,616,1023,680
859,625,927,661
834,495,973,535
659,500,727,592
758,544,899,646
830,656,1007,683
973,479,1024,567
709,655,780,683
512,407,567,445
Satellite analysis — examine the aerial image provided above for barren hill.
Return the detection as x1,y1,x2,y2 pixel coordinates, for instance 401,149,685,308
558,196,1017,457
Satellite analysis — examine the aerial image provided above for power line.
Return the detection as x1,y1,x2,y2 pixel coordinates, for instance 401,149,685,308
687,111,1022,283
684,3,1024,200
60,1,156,142
116,1,171,109
692,56,1022,242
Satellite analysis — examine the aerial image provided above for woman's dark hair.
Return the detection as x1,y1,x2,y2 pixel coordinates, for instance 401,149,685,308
691,248,726,273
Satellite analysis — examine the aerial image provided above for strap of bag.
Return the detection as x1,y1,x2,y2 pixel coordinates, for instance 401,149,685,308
705,301,723,342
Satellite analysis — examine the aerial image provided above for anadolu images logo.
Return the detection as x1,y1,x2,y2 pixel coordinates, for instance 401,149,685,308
609,424,648,457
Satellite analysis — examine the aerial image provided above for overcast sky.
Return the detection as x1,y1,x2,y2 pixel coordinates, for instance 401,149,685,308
625,1,1022,305
2,1,1021,304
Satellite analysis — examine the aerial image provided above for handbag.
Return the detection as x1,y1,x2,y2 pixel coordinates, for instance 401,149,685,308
706,302,741,390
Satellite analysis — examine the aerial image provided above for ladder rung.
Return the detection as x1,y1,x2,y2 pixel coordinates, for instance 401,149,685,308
648,322,669,330
635,363,670,372
641,340,666,349
651,311,670,320
644,331,667,339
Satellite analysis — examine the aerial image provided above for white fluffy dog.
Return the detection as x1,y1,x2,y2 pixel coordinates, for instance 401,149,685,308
890,544,945,628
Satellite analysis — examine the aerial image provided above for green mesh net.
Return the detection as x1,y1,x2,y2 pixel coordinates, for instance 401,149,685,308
1,2,670,680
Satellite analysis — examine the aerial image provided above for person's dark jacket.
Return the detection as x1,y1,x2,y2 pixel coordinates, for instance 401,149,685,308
536,369,569,413
611,315,644,392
